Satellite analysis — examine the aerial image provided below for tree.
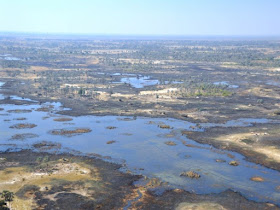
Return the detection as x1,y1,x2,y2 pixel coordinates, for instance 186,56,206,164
1,191,14,209
1,191,14,202
0,200,9,209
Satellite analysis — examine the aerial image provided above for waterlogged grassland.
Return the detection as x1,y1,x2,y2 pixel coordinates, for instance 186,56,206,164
0,100,280,206
0,151,141,209
0,160,95,209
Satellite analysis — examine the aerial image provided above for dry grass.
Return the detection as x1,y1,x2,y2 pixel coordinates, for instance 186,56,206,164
250,176,265,182
53,117,73,122
0,160,98,210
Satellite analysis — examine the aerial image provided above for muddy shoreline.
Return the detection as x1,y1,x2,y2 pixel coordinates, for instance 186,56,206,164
0,150,279,209
182,123,280,171
184,131,280,171
0,150,141,209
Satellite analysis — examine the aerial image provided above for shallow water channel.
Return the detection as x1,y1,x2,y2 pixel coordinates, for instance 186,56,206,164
0,82,280,206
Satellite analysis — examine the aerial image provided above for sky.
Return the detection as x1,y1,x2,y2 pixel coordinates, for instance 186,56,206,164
0,0,279,36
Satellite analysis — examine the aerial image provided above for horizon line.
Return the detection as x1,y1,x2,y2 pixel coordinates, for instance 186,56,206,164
1,31,280,40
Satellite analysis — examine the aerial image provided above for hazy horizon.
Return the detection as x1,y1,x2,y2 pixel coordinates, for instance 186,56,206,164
0,0,279,36
1,31,280,41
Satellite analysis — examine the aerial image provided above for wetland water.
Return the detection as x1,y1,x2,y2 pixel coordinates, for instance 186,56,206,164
213,81,239,88
109,73,183,88
119,76,160,88
0,82,280,206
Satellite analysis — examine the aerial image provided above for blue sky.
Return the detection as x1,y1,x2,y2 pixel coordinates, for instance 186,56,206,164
0,0,279,36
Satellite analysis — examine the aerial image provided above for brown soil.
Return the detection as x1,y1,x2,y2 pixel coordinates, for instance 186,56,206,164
10,133,39,140
229,161,239,166
35,106,54,112
159,124,173,129
250,176,265,182
32,141,62,150
50,128,92,136
7,109,32,113
9,123,37,129
53,117,73,122
180,171,201,179
106,140,116,144
164,141,177,146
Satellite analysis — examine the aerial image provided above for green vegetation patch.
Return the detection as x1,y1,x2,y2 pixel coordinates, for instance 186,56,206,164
177,82,233,97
